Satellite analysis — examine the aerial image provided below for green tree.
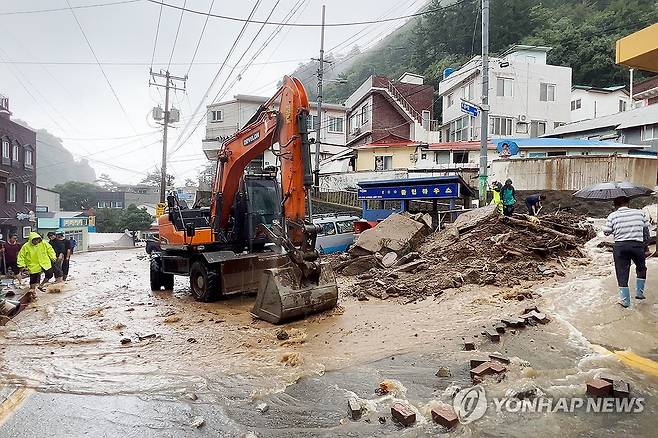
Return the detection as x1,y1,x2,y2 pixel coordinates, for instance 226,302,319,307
119,204,154,245
140,168,175,188
94,208,122,232
95,173,118,191
53,181,103,210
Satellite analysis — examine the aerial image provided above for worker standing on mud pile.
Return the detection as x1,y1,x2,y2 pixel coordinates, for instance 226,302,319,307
17,232,58,299
603,196,651,308
501,179,516,216
525,193,546,216
489,181,503,212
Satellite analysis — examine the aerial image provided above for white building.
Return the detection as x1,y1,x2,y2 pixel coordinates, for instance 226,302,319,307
438,45,572,142
203,94,347,170
570,85,629,122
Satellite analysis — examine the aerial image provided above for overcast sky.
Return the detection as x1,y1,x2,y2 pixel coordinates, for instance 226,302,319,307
0,0,426,185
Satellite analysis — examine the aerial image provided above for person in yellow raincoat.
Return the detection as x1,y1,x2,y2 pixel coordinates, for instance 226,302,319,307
17,231,59,296
489,181,503,213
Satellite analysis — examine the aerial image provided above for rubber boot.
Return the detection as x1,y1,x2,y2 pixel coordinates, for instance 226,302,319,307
636,278,646,300
618,287,630,308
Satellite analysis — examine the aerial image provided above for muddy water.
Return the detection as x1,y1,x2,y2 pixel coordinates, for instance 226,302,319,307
1,244,656,436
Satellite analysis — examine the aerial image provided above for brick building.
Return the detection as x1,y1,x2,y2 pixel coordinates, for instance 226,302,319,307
344,73,440,148
0,95,37,241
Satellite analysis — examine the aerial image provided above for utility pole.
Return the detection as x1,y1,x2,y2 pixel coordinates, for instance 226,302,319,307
313,5,326,193
149,70,187,203
479,0,490,206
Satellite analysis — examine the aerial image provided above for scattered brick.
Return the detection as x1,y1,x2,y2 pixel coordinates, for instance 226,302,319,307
612,380,630,399
431,405,459,429
348,397,362,420
470,361,506,379
391,403,416,427
484,329,500,342
586,379,613,398
464,338,476,351
470,358,489,369
488,353,510,364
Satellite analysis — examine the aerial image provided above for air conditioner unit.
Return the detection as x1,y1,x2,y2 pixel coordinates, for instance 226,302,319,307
517,114,527,122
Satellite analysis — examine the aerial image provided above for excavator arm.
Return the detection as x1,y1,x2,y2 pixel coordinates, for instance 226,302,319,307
211,76,313,245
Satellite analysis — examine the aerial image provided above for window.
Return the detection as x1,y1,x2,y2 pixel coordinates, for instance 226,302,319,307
318,222,336,236
619,99,627,112
113,201,123,208
530,120,546,137
361,105,370,125
446,93,454,107
25,148,33,167
336,220,354,234
516,122,528,134
349,114,360,133
462,82,474,101
12,143,19,162
571,99,581,111
7,182,16,203
2,140,9,158
25,184,32,203
452,151,469,164
547,151,567,157
22,226,31,239
448,116,469,141
374,155,393,171
327,116,344,133
210,110,223,122
641,124,658,141
490,116,513,136
528,152,547,158
540,83,555,102
496,77,513,97
434,151,450,164
306,114,318,131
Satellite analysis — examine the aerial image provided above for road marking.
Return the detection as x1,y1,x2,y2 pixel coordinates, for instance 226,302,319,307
0,386,32,427
591,344,658,376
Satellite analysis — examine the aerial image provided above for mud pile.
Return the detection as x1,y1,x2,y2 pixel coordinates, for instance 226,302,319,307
335,208,595,302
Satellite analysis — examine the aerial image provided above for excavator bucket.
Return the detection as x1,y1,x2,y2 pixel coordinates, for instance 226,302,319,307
251,262,338,324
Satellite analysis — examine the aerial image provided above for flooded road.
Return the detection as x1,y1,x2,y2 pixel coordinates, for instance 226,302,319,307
0,243,656,436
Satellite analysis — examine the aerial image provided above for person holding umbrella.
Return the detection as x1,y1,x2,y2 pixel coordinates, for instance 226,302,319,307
575,181,654,308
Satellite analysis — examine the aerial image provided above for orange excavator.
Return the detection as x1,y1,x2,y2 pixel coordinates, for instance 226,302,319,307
149,76,338,324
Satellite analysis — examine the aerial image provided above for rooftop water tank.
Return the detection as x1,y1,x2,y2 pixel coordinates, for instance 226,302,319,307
443,68,455,79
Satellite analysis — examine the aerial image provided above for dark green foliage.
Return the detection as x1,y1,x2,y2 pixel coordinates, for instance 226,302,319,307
53,181,103,210
307,0,658,104
94,204,153,233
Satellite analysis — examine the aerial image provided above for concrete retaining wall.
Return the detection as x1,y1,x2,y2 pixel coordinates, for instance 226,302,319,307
490,155,657,191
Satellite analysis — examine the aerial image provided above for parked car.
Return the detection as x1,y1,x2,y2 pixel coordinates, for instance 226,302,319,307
313,213,360,254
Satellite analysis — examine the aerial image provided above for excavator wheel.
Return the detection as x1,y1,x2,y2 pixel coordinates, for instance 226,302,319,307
150,256,174,291
189,261,220,302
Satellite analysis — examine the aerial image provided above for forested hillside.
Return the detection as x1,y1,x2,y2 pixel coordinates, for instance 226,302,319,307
291,0,658,107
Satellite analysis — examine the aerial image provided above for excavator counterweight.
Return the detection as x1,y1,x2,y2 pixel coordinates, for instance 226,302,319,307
150,76,339,324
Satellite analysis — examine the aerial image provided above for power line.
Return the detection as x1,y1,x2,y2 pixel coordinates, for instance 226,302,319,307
166,0,263,158
185,0,216,77
64,0,138,133
0,0,141,16
166,0,187,71
149,0,164,71
0,58,309,67
145,0,469,27
169,0,300,159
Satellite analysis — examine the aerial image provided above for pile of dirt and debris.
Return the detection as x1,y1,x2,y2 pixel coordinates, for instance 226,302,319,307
335,206,595,302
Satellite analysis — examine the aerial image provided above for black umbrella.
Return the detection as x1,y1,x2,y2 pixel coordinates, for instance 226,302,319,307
573,181,655,200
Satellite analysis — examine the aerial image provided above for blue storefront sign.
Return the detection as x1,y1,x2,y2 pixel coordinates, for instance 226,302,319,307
358,183,460,200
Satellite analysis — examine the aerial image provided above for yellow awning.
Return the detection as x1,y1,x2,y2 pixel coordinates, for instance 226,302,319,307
616,23,658,72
